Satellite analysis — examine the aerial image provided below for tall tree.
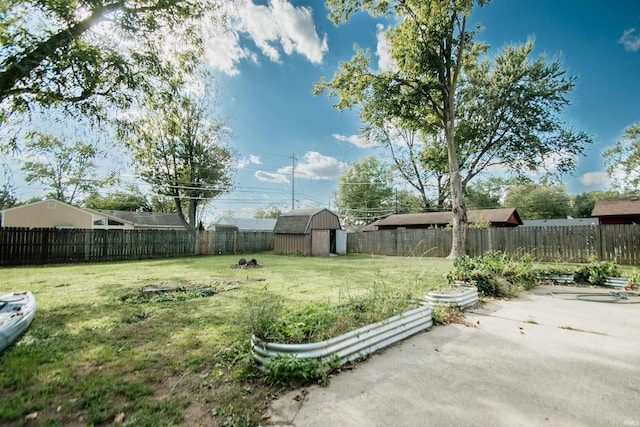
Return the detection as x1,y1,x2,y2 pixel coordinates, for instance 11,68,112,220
118,87,235,228
604,122,640,192
0,0,222,123
21,131,108,204
318,0,484,257
335,156,394,225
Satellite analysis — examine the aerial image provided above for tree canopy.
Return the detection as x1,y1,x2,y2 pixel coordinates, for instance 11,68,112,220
335,155,394,225
503,183,572,220
0,0,221,122
21,131,110,204
604,122,640,192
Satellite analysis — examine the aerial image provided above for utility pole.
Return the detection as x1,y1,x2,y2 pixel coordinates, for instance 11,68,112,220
290,153,296,211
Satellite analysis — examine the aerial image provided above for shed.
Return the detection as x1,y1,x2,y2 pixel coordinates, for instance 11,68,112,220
592,199,640,224
273,208,344,256
372,208,522,230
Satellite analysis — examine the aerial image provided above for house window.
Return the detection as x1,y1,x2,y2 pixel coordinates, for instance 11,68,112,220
47,202,56,209
107,219,124,226
93,219,106,226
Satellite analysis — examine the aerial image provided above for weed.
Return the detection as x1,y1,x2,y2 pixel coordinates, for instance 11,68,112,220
574,260,620,286
446,251,537,298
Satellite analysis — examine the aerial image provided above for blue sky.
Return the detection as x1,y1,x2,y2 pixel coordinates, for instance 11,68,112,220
5,0,640,223
198,0,640,220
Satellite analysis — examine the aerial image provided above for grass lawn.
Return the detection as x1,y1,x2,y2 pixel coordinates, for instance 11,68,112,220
0,253,453,426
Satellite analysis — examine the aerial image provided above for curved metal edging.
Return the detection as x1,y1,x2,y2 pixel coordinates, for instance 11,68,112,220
251,304,433,367
424,286,478,309
605,277,629,289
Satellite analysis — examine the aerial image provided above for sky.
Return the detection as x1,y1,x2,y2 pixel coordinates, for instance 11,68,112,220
5,0,640,224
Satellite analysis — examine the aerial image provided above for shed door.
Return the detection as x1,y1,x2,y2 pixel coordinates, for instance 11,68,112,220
311,230,330,257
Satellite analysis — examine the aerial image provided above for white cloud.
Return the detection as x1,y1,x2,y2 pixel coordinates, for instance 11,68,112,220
332,133,375,148
204,29,255,76
278,151,346,180
237,154,262,169
204,0,328,75
255,170,289,183
578,171,609,187
376,23,396,72
618,28,640,52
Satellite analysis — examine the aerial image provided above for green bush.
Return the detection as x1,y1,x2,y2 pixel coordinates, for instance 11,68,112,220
446,251,537,298
574,260,619,286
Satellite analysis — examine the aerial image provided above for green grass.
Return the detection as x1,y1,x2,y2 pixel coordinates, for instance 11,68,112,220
0,253,452,426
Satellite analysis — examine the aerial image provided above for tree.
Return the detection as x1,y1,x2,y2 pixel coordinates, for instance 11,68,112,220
503,183,572,219
604,122,640,191
571,190,632,218
318,0,485,257
0,181,18,210
255,203,285,219
118,87,235,228
21,131,109,204
335,156,394,225
393,189,425,214
455,40,591,187
84,187,151,211
362,123,439,210
464,178,504,210
0,0,221,123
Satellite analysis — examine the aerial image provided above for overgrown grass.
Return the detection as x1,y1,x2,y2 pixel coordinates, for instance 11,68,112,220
0,253,452,426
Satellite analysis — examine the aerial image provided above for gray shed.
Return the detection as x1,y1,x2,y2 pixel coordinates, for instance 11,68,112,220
273,208,344,256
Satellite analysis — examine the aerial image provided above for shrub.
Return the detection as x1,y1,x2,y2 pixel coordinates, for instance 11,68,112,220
446,251,537,298
574,260,620,287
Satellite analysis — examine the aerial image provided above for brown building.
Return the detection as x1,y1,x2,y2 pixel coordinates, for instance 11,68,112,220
592,199,640,225
369,208,522,231
273,208,344,256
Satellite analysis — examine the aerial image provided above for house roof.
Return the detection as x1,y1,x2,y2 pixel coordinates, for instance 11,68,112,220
273,208,332,234
592,199,640,217
214,217,277,231
521,218,597,227
95,210,185,228
376,208,522,227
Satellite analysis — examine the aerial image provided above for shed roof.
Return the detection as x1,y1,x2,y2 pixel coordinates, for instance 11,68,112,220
376,208,522,228
273,208,334,234
592,199,640,217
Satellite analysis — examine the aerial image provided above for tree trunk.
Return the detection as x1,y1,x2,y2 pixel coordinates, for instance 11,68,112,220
446,118,467,259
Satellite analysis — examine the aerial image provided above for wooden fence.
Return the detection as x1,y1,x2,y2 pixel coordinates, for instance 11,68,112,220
347,224,640,265
2,225,639,266
0,228,274,266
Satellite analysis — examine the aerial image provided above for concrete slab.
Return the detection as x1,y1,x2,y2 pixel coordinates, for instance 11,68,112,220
263,286,640,427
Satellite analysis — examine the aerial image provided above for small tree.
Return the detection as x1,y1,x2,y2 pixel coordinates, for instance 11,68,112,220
119,87,235,228
335,156,394,225
21,131,108,204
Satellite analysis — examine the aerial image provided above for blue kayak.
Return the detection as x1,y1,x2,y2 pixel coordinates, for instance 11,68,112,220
0,292,36,353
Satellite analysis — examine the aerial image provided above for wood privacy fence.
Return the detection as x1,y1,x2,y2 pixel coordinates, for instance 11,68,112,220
2,225,639,266
0,228,274,266
347,224,640,265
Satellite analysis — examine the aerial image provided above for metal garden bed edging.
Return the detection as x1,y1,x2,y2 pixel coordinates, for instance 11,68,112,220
251,304,433,368
605,277,630,289
425,286,479,309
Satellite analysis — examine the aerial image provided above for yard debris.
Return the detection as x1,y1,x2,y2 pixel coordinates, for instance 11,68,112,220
114,413,125,423
232,258,263,269
25,412,37,421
